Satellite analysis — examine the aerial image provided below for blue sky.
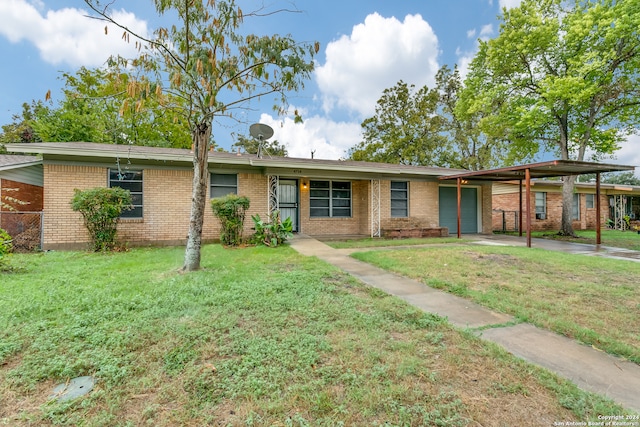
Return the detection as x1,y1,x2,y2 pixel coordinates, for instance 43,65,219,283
1,0,638,170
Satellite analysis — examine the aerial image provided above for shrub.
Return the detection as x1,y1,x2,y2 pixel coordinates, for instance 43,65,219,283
70,187,132,251
210,194,250,246
0,228,13,271
251,211,293,247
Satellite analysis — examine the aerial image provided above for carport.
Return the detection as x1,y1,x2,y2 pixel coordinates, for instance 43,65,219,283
439,160,636,247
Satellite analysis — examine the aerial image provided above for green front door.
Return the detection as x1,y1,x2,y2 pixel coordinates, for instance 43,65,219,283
439,187,478,234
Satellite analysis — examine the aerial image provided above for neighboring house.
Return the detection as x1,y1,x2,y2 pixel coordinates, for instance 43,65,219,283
492,180,640,232
7,142,493,250
0,154,44,250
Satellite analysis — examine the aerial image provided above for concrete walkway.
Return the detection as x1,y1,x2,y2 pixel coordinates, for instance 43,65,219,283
289,235,640,413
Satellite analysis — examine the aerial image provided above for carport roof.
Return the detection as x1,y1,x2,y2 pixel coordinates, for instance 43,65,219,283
438,160,636,181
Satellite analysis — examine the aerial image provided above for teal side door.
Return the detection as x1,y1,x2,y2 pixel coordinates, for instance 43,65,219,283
439,187,478,234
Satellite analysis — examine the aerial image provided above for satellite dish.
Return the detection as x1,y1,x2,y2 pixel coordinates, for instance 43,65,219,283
249,123,274,141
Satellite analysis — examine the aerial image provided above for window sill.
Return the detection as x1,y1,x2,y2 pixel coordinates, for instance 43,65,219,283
119,218,144,223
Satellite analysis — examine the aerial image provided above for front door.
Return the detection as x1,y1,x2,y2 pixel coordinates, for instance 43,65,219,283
278,179,299,232
439,186,478,234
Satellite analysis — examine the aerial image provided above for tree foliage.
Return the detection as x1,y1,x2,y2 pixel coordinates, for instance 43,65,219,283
348,68,517,170
231,134,288,157
70,187,132,251
459,0,640,235
83,0,317,270
349,80,445,166
436,66,516,170
0,102,44,151
580,171,640,186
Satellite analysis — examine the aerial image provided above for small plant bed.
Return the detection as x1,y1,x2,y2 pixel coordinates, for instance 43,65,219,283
0,246,629,425
352,245,640,364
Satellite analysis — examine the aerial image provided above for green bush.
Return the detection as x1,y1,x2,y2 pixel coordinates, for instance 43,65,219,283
210,194,250,246
251,211,293,247
0,228,13,271
70,187,132,251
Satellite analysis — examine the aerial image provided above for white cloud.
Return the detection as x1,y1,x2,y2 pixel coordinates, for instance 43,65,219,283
0,0,150,67
607,134,640,177
315,12,440,119
583,133,640,177
259,112,362,160
479,24,494,39
466,29,477,39
499,0,523,10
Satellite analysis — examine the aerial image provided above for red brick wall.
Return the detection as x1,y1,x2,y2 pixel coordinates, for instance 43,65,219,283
0,179,43,212
493,191,609,232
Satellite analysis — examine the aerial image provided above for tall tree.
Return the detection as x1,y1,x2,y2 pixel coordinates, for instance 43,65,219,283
83,0,317,270
0,102,44,150
437,65,517,170
348,80,445,165
231,134,288,157
35,67,192,147
348,70,516,170
460,0,640,235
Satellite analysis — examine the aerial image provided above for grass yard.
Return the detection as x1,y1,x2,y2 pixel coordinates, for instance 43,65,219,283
352,245,640,364
326,236,469,249
0,246,631,426
500,229,640,251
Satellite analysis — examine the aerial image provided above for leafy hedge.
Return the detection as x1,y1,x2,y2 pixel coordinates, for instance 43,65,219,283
71,187,132,251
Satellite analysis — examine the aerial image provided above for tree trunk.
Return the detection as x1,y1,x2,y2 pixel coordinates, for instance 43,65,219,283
183,122,211,271
560,175,576,236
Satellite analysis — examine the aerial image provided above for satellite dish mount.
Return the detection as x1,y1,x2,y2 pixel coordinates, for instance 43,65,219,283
249,123,274,159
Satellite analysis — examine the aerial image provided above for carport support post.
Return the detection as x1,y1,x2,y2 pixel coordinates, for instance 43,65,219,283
457,177,462,239
519,179,523,236
526,168,531,248
596,172,601,245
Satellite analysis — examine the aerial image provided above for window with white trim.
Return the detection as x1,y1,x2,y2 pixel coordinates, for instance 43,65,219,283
109,169,143,218
210,173,238,198
390,181,409,217
310,180,351,217
535,192,546,220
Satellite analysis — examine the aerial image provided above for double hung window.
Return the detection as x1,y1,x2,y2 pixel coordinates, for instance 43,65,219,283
310,180,351,217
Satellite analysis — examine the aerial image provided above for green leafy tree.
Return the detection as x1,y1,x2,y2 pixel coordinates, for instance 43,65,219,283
31,67,192,148
84,0,317,271
437,65,517,170
580,171,640,186
0,102,45,150
460,0,640,235
70,187,132,251
349,80,445,165
231,134,288,157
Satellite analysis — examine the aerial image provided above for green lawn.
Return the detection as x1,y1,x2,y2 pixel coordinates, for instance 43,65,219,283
0,246,631,425
326,236,470,249
500,229,640,251
352,245,640,364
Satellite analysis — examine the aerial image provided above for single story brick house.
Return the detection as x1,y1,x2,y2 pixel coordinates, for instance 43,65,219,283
492,180,640,232
6,142,493,250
